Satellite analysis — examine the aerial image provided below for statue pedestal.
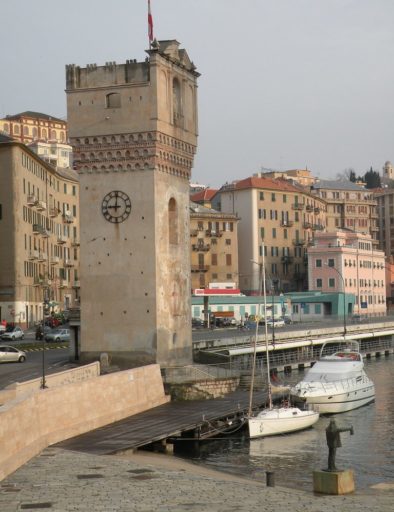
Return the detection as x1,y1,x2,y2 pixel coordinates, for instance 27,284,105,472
313,469,355,495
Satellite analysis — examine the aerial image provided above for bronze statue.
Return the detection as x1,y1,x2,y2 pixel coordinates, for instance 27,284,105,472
325,419,354,471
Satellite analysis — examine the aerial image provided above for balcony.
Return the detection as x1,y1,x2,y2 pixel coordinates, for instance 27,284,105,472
280,220,293,227
37,252,47,262
314,207,322,214
28,250,38,260
63,213,74,224
307,239,315,247
192,243,210,252
58,279,67,289
36,200,47,211
313,224,325,231
64,259,74,267
303,222,313,229
306,204,314,212
73,280,81,288
33,224,41,235
71,238,80,247
27,195,37,206
33,277,42,287
292,203,305,211
292,239,306,246
371,226,379,232
51,256,60,265
49,206,59,218
191,265,210,273
281,255,293,264
57,235,67,244
41,228,50,238
190,229,198,237
205,229,222,237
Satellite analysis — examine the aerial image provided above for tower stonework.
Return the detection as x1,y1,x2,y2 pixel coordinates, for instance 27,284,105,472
65,40,199,367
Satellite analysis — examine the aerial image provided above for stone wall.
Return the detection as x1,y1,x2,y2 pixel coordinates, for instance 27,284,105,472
0,364,169,481
166,377,239,401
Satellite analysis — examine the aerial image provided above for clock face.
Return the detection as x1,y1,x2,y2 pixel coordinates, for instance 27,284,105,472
102,190,132,223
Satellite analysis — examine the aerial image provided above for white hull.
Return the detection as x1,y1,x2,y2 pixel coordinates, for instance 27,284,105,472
248,407,319,439
293,384,375,414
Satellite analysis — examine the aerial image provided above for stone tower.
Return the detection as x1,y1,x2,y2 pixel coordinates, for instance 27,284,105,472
65,40,199,367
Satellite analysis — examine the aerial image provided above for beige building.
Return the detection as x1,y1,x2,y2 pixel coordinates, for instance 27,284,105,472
0,111,68,144
0,135,79,327
215,176,327,293
259,168,316,188
311,180,378,243
66,40,199,368
190,202,239,291
375,188,394,260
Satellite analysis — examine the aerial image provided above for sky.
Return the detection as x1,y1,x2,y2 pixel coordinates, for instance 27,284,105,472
1,0,393,187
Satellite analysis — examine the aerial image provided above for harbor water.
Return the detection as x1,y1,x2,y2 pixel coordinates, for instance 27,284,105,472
186,356,394,491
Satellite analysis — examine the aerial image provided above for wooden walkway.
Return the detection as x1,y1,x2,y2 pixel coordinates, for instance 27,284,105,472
56,389,268,455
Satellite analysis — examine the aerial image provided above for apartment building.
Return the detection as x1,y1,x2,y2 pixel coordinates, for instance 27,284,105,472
28,140,73,169
308,231,386,317
311,180,378,243
190,202,239,291
215,176,327,294
375,187,394,260
0,111,68,144
0,135,79,327
259,168,317,188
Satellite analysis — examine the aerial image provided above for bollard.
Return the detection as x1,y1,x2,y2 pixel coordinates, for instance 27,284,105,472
266,471,275,487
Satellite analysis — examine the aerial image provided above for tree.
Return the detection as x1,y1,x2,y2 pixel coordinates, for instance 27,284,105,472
336,168,357,182
363,167,381,189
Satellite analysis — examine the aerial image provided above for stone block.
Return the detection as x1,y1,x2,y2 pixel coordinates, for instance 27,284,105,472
313,469,355,495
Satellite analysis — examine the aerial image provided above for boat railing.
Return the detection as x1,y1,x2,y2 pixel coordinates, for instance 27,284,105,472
300,374,369,394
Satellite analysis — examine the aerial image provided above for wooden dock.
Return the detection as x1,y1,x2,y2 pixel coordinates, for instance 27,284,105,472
56,389,269,455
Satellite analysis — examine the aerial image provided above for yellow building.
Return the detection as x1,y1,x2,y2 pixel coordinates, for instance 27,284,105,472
0,111,68,144
216,176,327,293
190,202,239,291
0,134,79,327
311,180,378,243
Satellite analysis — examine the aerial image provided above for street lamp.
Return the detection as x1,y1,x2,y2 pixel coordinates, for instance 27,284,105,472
325,263,347,338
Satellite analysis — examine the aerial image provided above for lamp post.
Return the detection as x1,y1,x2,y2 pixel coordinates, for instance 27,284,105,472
325,263,347,338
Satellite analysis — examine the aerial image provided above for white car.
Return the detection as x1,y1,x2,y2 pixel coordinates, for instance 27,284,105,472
0,324,6,334
1,326,24,340
0,345,27,363
266,318,285,328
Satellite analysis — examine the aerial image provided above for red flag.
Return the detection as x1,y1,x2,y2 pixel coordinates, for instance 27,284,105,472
148,0,154,43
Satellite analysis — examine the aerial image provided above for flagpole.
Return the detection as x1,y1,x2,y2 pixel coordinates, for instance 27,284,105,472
148,0,154,49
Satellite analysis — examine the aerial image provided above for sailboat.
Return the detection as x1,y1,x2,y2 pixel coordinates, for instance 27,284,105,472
247,250,319,439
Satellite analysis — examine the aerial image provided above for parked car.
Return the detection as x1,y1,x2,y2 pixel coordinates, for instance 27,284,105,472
282,316,293,324
0,324,6,334
45,328,70,343
1,326,24,340
0,345,26,363
192,317,204,329
266,318,285,328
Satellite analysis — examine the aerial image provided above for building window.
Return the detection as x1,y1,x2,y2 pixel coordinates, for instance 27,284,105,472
283,194,287,203
271,263,277,274
106,93,121,108
226,254,232,266
328,259,335,267
225,239,231,245
260,227,265,240
272,228,276,238
316,278,322,288
329,278,335,287
211,254,217,266
284,228,288,239
168,197,178,245
315,304,321,314
272,193,276,202
316,259,322,267
260,192,264,200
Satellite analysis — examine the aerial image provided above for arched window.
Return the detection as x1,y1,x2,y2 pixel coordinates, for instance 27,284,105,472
106,93,121,108
84,137,89,144
173,78,182,125
24,126,29,136
60,131,65,142
32,127,38,138
14,125,20,134
3,123,9,133
168,198,178,245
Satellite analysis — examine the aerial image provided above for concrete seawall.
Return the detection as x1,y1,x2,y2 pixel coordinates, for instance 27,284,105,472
0,363,170,481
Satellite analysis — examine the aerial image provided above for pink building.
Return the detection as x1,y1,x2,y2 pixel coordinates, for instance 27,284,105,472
308,231,386,316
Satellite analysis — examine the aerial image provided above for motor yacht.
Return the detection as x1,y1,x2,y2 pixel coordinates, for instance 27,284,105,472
290,341,375,414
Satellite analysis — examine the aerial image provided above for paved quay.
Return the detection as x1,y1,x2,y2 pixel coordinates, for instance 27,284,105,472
0,448,393,512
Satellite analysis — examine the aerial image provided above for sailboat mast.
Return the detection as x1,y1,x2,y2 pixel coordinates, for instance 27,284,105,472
248,260,262,417
262,244,272,409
